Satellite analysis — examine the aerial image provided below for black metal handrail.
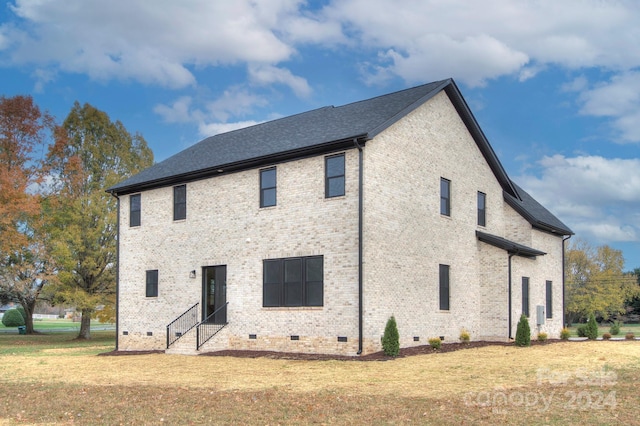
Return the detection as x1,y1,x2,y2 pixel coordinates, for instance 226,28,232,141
166,303,199,349
197,302,229,350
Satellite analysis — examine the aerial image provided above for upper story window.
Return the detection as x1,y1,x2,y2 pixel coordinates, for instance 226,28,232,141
439,264,450,311
173,185,186,221
263,256,324,307
440,178,451,216
325,153,345,198
260,167,277,208
130,194,141,227
477,191,486,226
146,269,158,297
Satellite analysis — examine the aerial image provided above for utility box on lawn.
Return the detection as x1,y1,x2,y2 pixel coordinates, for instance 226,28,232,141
17,326,26,335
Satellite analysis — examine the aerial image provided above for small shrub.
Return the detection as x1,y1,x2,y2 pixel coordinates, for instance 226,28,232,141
428,337,442,350
459,328,470,343
560,327,570,340
625,332,635,340
515,314,531,347
602,332,612,340
585,313,599,340
577,324,587,337
381,315,400,357
537,332,548,342
610,320,621,336
1,309,26,327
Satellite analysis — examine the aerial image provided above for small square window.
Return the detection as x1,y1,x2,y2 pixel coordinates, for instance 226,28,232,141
130,194,141,227
325,154,345,198
260,167,276,208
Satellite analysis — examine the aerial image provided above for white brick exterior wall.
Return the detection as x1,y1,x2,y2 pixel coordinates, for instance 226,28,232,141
116,90,566,355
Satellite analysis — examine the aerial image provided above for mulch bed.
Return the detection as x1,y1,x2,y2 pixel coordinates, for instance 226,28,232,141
200,339,561,361
100,339,562,360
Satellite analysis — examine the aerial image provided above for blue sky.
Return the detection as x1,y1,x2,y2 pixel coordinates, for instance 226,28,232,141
1,0,639,269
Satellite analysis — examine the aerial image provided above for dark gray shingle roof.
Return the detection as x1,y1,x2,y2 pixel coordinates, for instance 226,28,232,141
107,78,571,236
108,79,450,194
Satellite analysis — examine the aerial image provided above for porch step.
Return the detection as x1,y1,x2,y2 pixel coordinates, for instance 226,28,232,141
165,347,199,356
165,326,198,354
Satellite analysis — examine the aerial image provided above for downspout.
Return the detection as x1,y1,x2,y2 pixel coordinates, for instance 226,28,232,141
109,191,120,351
508,253,514,340
354,139,364,355
562,235,572,328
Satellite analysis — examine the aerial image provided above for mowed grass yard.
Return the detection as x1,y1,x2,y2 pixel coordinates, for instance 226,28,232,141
1,331,639,425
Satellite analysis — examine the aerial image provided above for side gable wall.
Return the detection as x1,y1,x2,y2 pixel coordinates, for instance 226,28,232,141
361,91,565,351
362,91,511,350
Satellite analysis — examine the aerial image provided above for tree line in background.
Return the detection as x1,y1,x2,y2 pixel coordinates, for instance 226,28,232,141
0,95,153,339
565,239,640,326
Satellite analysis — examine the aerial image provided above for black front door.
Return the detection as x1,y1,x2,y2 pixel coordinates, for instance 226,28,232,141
202,265,227,324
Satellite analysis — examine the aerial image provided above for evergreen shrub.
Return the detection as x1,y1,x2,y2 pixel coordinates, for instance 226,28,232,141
585,313,598,340
381,316,400,357
515,314,531,347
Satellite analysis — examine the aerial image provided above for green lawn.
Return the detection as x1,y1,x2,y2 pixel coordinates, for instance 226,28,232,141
0,317,114,332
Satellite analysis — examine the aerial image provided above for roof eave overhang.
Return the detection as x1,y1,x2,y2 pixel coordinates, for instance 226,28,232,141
107,134,368,196
503,192,574,236
476,230,546,259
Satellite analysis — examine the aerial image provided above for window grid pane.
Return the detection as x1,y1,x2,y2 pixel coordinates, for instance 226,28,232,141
522,277,530,317
325,154,345,198
546,280,552,318
439,264,450,310
260,168,277,207
174,185,186,221
263,256,324,307
477,191,486,226
130,194,141,227
440,178,450,216
146,270,158,297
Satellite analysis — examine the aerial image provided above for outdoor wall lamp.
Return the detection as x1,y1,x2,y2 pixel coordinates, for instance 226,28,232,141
189,270,196,279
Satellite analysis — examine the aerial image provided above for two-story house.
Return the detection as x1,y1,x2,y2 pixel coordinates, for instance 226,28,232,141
107,79,572,355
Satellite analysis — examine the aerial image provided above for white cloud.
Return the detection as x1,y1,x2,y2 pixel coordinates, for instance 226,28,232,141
518,155,640,244
154,87,269,137
319,0,640,86
3,0,301,88
198,120,262,137
575,72,640,142
248,64,312,98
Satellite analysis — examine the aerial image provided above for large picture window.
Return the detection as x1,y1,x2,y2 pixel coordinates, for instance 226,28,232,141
260,167,276,207
130,194,141,227
439,264,450,311
440,178,451,216
173,185,186,221
325,154,345,198
146,270,158,298
263,256,323,307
